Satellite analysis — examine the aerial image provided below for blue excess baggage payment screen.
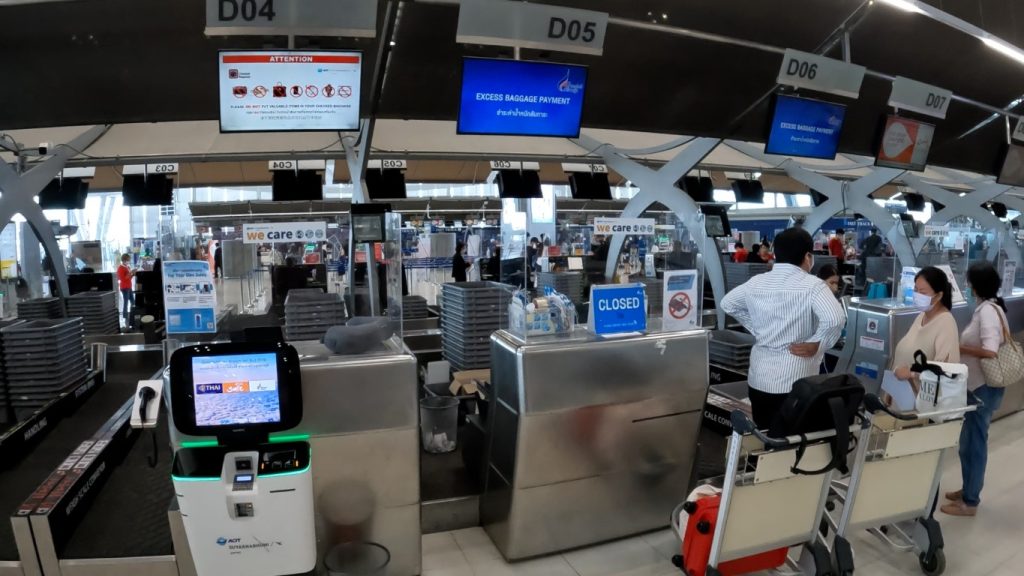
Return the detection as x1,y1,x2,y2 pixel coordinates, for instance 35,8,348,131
458,58,588,137
764,94,846,160
191,353,281,426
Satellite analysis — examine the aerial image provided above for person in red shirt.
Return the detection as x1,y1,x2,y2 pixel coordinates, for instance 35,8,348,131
733,241,748,263
117,254,134,327
828,229,845,264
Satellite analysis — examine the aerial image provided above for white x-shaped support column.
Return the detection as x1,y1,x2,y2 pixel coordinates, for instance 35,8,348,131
0,125,108,298
901,175,1016,265
572,134,726,326
783,161,912,265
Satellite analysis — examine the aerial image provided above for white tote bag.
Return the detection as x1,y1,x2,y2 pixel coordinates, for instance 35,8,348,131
914,357,968,420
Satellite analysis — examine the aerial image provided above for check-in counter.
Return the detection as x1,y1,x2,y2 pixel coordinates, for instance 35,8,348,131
833,291,1024,419
168,338,420,576
481,329,709,560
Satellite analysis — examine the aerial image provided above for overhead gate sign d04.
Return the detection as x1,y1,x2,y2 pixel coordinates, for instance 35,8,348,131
206,0,377,37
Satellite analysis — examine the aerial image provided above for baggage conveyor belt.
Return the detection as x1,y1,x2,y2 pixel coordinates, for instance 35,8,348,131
0,371,137,562
59,416,173,560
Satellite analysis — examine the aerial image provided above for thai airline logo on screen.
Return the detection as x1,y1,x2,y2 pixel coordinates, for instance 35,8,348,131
557,70,584,94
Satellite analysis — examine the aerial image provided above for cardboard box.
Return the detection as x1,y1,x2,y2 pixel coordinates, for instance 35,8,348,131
450,369,490,397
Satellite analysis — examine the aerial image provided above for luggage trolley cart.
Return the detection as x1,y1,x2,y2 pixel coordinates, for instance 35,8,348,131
671,410,856,576
822,394,976,576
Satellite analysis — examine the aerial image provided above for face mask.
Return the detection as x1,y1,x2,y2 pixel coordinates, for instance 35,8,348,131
913,292,935,312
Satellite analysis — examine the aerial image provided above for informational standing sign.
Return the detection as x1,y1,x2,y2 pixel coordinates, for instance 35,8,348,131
644,254,656,278
935,264,966,305
776,49,866,99
588,284,647,336
456,1,608,56
1001,260,1017,298
1013,119,1024,143
593,218,656,236
163,261,218,335
899,266,920,305
205,0,377,37
218,51,361,132
242,221,327,244
662,270,699,332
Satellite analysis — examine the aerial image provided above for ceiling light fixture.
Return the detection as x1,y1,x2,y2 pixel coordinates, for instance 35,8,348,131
982,37,1024,65
876,0,925,14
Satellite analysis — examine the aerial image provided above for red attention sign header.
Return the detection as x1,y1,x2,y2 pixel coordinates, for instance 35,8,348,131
222,55,361,64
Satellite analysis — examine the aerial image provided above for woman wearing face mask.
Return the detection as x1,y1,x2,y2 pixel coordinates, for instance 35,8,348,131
816,264,841,296
891,267,961,384
942,262,1007,517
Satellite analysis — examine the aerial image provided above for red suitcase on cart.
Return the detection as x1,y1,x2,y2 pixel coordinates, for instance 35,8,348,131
678,494,788,576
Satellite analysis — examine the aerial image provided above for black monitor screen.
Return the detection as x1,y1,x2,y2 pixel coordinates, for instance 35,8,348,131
365,169,407,200
123,174,173,206
903,193,926,212
700,204,732,238
568,172,612,200
732,180,765,204
680,176,714,203
899,213,918,238
39,177,88,210
497,170,542,198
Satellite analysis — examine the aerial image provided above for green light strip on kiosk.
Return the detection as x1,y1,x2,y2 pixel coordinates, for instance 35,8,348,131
172,453,312,483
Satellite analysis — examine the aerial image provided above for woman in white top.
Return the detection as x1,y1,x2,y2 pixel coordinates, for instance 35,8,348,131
942,262,1007,517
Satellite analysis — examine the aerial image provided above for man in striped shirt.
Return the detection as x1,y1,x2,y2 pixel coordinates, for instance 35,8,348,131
721,227,847,428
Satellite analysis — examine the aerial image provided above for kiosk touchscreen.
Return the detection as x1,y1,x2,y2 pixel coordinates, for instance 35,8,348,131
169,342,315,576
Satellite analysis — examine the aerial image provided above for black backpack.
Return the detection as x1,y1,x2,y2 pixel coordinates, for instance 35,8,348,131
768,373,865,475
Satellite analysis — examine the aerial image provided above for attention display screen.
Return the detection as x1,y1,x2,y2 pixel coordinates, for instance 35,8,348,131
875,115,935,171
458,58,587,137
191,353,281,426
218,50,361,132
765,95,847,160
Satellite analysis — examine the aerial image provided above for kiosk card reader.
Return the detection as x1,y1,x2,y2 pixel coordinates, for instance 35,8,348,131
169,342,315,576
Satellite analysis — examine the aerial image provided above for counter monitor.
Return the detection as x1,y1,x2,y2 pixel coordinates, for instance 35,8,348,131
765,94,846,160
458,57,587,138
875,115,935,172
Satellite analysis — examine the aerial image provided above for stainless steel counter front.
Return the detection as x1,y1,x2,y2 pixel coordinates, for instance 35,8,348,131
481,329,709,560
834,292,1024,419
169,338,420,576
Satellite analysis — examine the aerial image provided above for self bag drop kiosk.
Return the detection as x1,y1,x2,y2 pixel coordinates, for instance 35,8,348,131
169,342,315,576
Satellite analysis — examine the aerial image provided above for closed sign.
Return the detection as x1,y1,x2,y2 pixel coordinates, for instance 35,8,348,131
589,284,647,335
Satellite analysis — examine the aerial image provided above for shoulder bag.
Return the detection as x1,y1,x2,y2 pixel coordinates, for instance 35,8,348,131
979,302,1024,388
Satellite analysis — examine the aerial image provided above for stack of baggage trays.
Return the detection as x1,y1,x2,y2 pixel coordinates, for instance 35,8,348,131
724,262,770,292
641,278,664,314
708,330,754,371
1,318,88,418
16,297,66,320
0,319,25,423
440,282,511,371
403,295,429,319
538,271,584,304
283,289,346,342
65,291,120,335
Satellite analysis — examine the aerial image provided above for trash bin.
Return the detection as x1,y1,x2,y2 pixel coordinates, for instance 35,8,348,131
325,541,390,576
419,396,458,453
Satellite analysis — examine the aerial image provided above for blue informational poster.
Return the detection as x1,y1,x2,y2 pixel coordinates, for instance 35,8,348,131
765,94,846,160
162,260,218,335
588,284,647,335
458,57,587,137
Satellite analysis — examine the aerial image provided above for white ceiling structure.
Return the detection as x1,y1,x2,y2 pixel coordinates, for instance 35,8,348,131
0,119,1007,196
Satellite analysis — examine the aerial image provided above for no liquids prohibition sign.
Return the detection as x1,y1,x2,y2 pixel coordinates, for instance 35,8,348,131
668,292,692,320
